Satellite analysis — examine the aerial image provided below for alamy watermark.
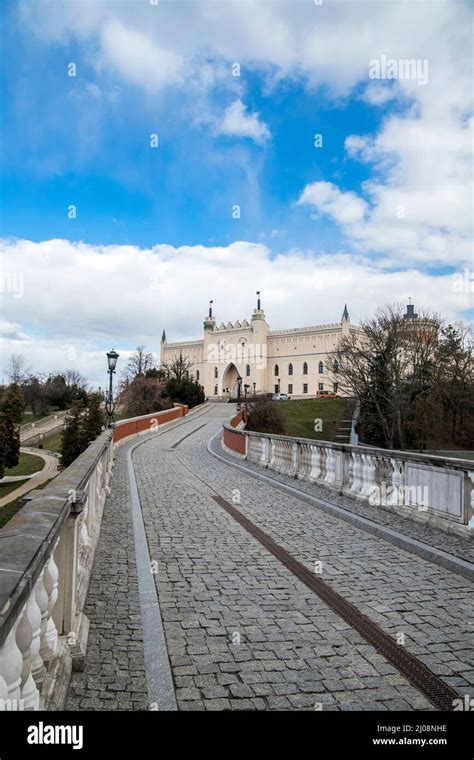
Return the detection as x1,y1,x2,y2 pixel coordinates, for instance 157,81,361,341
369,55,429,86
369,481,429,511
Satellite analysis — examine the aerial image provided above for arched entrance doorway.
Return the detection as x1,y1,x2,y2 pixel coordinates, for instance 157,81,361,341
222,363,239,399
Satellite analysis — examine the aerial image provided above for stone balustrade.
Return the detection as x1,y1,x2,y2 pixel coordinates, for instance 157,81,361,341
223,425,474,534
0,404,191,711
0,430,114,711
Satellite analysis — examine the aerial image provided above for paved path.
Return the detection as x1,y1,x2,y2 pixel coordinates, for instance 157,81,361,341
66,405,474,711
0,447,59,508
20,413,66,444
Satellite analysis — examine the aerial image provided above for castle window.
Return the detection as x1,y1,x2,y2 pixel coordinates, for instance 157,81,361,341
333,382,338,394
214,366,218,378
303,384,308,394
214,385,218,395
196,370,200,382
318,361,324,374
333,360,339,373
303,362,308,375
288,384,293,394
318,382,324,391
246,364,251,377
274,364,279,377
288,363,293,376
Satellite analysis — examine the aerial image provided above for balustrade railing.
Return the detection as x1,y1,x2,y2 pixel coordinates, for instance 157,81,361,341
0,430,114,710
1,404,194,710
222,425,474,532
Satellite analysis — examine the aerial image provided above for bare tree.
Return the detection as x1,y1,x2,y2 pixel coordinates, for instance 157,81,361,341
160,351,194,381
122,346,156,382
331,304,442,450
8,354,30,384
63,369,88,390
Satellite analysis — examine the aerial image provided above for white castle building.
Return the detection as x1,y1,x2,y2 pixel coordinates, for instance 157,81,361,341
160,294,360,400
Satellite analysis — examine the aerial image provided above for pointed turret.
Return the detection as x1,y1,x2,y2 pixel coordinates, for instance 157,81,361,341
161,329,167,344
204,299,216,332
341,304,349,322
252,290,265,322
404,299,418,321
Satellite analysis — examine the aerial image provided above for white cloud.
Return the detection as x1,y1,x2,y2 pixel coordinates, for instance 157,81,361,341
217,99,270,144
361,83,397,106
12,2,474,275
99,19,184,92
1,238,469,386
298,181,367,224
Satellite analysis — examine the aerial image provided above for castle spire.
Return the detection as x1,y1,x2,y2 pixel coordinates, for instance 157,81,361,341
161,329,166,343
204,300,215,332
341,304,349,322
256,291,261,311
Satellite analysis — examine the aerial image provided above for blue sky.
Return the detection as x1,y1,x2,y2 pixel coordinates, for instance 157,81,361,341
1,8,381,253
0,0,472,384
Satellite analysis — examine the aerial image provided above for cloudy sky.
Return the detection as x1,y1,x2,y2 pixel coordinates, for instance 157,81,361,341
1,0,472,386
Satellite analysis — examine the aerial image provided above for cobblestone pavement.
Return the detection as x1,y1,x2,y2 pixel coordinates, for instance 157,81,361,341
66,404,473,711
214,440,474,564
132,405,472,710
66,444,148,711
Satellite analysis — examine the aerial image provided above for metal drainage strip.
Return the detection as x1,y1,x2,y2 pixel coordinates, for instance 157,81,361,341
211,493,458,711
171,423,207,449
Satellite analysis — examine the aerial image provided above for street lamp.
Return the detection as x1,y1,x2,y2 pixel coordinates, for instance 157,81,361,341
236,374,242,408
252,382,256,396
105,349,119,428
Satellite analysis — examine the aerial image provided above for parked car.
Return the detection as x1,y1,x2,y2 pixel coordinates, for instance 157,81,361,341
272,393,290,401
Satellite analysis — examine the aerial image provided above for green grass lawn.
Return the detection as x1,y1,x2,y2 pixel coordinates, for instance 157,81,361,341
36,430,63,454
4,452,44,477
20,410,54,426
0,477,55,529
0,479,29,500
279,398,349,441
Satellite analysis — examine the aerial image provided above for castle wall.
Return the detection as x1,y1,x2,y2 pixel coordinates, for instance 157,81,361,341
160,310,356,399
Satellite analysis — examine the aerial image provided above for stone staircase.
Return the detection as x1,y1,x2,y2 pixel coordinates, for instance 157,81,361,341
332,399,356,445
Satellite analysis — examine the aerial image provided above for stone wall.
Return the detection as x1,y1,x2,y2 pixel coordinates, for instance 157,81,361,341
222,425,474,535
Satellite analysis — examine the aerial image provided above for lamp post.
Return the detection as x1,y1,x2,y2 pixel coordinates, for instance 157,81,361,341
252,382,256,396
105,349,119,428
236,374,242,408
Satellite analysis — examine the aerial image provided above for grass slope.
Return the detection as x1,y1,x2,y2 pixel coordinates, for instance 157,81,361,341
279,398,348,441
4,452,44,477
0,477,56,530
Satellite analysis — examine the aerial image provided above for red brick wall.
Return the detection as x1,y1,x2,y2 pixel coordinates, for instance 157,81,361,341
223,411,247,455
113,403,188,444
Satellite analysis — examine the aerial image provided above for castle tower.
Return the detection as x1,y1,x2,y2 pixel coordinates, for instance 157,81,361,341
251,291,269,392
341,303,350,335
204,299,216,332
159,329,167,365
203,300,217,394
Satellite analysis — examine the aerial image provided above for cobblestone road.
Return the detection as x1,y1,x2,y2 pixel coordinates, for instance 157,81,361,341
67,404,474,711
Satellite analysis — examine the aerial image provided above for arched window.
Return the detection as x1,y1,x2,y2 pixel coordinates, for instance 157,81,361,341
303,362,308,375
319,361,324,374
274,364,279,377
214,366,218,378
333,360,339,373
214,385,218,395
246,364,251,377
196,370,200,382
288,363,293,376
